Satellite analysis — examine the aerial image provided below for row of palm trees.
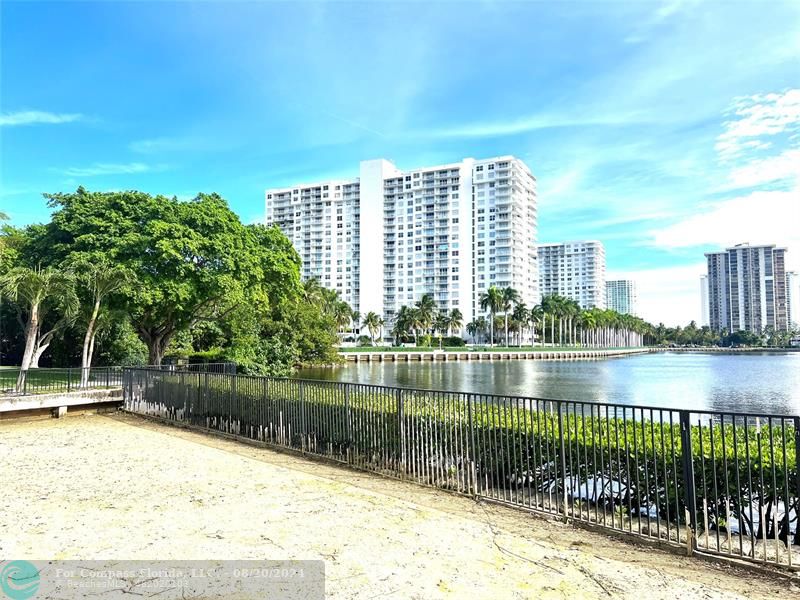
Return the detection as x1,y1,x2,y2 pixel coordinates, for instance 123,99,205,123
468,286,650,347
391,295,463,345
306,278,650,348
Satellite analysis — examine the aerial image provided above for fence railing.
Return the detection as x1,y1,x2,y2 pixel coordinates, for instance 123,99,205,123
1,362,236,396
122,368,799,571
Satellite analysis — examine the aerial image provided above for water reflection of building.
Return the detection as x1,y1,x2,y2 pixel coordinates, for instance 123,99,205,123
705,243,789,333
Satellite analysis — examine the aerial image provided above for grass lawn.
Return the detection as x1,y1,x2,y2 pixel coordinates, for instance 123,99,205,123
0,368,120,394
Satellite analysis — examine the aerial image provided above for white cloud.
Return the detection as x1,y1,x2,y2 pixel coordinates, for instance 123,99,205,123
716,89,800,160
421,111,648,139
608,263,707,326
60,162,163,177
648,187,800,259
0,110,83,127
726,148,800,188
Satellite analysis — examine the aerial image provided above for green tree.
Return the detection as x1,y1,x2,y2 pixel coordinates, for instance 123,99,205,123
40,189,300,365
70,259,130,385
479,286,503,346
0,266,78,389
500,287,520,347
447,308,463,337
361,311,384,345
415,294,437,335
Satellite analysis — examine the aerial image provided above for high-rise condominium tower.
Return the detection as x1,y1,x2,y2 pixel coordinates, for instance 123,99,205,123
537,241,606,309
265,156,538,335
705,243,789,332
605,280,637,315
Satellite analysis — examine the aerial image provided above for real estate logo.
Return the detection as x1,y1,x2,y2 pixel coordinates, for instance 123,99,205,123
0,561,40,600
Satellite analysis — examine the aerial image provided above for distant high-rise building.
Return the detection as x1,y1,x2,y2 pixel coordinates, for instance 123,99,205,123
700,275,709,326
537,241,606,309
705,243,789,333
787,271,798,329
265,156,539,335
605,280,637,315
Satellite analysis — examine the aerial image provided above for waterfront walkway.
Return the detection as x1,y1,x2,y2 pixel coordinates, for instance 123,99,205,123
1,413,795,598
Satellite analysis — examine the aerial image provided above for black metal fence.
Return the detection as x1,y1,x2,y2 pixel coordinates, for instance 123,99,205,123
1,362,236,396
123,368,800,571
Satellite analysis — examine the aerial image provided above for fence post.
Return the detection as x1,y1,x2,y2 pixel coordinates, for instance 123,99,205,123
468,393,477,498
105,367,109,389
795,417,800,547
67,368,71,393
299,380,306,454
22,370,27,396
344,384,352,463
231,373,237,434
556,401,568,519
397,388,405,477
679,410,697,556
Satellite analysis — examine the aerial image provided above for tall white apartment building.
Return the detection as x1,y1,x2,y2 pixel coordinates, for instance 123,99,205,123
605,280,637,315
537,241,606,309
265,156,538,334
264,178,362,310
705,243,789,332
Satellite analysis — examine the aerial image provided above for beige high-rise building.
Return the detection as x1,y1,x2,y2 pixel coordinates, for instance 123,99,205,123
705,243,789,332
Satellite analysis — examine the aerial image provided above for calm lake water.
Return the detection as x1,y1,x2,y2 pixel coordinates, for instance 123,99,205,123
299,352,800,416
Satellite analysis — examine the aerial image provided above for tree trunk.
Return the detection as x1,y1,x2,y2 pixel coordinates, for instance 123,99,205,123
30,341,50,368
81,299,101,387
17,305,40,391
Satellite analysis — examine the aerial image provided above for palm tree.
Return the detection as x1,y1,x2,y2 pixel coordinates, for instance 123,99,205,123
501,287,520,347
579,309,596,347
466,320,479,344
541,295,560,346
0,266,78,391
408,307,424,345
361,312,384,346
447,308,463,338
563,298,580,346
72,259,130,387
511,302,529,346
392,305,412,345
479,286,503,346
350,309,360,338
530,304,544,346
415,294,437,336
476,316,488,345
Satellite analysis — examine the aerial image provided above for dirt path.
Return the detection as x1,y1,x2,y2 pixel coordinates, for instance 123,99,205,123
1,413,797,599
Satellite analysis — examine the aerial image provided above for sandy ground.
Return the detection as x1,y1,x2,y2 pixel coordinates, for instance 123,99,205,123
1,413,798,599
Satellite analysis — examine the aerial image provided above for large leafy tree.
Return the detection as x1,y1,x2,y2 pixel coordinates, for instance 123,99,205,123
39,188,301,365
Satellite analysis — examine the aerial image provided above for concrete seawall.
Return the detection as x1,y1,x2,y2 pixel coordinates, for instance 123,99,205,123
341,348,651,363
0,388,122,419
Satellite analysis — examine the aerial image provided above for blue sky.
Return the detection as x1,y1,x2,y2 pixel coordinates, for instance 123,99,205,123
2,0,799,325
